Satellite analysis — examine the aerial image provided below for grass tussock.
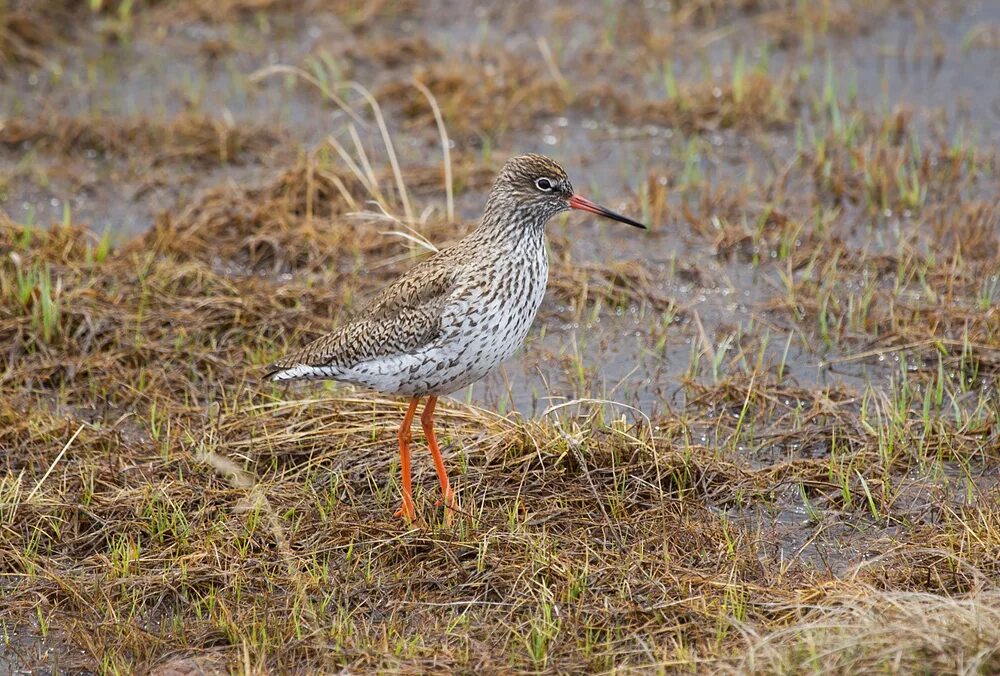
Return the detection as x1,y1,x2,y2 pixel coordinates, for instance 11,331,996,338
1,114,281,168
144,152,453,277
735,589,1000,674
383,55,567,142
621,71,795,133
0,1,68,67
381,56,794,143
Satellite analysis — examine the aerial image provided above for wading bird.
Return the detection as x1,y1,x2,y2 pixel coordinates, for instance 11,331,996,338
266,154,646,521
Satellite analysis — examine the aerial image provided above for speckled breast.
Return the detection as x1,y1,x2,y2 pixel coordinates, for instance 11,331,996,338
394,238,549,396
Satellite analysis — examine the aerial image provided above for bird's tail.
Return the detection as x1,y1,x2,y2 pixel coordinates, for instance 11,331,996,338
264,362,340,382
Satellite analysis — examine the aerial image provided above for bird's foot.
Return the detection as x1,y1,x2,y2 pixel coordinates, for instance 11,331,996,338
393,499,417,523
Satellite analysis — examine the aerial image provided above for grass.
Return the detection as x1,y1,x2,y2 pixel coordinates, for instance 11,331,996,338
0,113,281,167
1,0,999,673
0,177,995,671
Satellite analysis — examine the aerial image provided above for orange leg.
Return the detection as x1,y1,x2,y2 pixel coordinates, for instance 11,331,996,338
393,398,420,521
420,396,455,514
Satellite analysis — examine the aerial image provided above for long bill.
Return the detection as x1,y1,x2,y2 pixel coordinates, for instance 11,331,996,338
569,194,647,229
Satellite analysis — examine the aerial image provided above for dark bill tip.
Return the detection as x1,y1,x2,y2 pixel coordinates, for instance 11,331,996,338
568,194,647,229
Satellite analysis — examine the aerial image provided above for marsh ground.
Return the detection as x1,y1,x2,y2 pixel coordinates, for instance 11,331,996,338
1,0,998,673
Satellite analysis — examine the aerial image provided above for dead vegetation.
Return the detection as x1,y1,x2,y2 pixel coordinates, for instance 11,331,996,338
1,0,999,673
734,589,1000,674
379,52,794,143
1,166,996,669
382,55,567,143
0,4,58,67
0,114,281,168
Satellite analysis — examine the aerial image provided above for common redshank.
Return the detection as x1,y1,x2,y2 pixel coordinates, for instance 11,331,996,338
266,154,646,521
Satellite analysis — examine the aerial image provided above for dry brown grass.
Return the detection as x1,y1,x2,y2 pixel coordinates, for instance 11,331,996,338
2,0,998,672
733,588,1000,674
0,1,67,67
1,183,997,670
0,114,281,168
382,55,567,143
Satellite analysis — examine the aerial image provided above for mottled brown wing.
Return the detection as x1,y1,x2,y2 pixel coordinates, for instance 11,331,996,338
363,253,459,321
267,258,459,372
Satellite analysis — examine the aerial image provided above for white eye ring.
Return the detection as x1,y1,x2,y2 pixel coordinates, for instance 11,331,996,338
535,177,554,192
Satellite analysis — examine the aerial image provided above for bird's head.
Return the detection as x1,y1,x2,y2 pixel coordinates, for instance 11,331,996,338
489,153,647,230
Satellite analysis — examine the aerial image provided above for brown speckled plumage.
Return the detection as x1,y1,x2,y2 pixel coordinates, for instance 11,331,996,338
266,153,646,521
272,261,457,375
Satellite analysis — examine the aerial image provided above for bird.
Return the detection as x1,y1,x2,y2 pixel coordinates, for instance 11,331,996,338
266,154,647,522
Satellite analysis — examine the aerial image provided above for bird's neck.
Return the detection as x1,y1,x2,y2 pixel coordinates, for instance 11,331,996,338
472,193,549,246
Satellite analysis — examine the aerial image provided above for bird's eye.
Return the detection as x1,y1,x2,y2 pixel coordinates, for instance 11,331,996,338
535,177,553,192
